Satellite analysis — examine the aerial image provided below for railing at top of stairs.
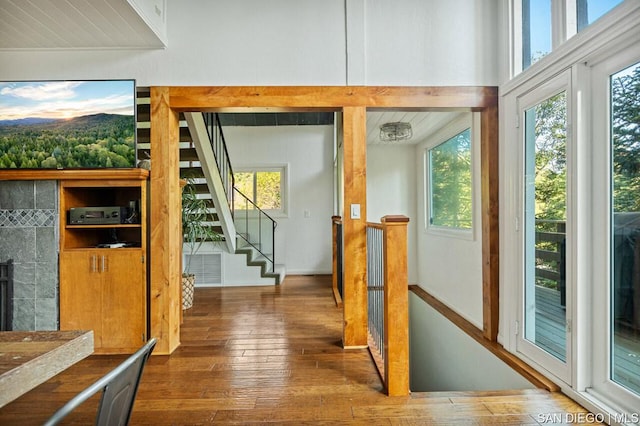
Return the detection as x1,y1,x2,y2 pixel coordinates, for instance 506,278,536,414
203,113,234,210
364,215,410,396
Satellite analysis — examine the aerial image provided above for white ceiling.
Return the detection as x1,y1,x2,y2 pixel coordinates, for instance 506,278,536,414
0,0,165,49
366,111,463,145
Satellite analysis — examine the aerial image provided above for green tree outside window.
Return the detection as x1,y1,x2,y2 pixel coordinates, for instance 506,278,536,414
428,128,472,230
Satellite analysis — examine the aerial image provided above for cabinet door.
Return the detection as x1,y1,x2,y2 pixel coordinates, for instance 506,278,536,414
59,251,103,347
100,250,146,351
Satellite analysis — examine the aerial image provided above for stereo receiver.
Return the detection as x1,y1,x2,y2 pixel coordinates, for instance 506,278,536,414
69,206,128,225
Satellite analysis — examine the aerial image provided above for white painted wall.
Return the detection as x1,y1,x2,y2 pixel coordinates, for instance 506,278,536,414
0,0,500,86
414,113,484,328
366,145,418,284
224,125,334,275
365,0,499,85
409,292,534,391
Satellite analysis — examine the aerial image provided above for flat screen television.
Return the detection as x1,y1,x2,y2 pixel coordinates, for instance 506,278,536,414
0,79,136,169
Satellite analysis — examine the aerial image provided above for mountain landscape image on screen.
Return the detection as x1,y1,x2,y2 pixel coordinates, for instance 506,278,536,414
0,80,136,169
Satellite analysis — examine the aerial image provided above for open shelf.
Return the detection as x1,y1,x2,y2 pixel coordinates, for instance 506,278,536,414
60,177,147,250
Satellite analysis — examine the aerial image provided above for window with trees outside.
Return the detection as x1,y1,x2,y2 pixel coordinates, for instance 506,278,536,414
591,51,640,415
234,167,286,214
608,61,640,398
427,128,472,231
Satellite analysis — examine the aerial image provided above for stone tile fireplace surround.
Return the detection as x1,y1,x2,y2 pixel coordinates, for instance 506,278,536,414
0,180,58,330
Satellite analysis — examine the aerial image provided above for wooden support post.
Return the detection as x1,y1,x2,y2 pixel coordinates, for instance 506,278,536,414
481,104,500,342
149,87,182,355
382,215,410,396
342,106,368,348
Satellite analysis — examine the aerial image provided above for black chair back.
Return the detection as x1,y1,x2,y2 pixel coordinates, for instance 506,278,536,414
44,338,156,426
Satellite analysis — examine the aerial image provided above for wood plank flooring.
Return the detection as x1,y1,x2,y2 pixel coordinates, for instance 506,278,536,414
534,285,567,360
0,275,599,425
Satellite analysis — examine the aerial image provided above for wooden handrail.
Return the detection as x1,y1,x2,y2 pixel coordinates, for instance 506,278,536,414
365,215,410,396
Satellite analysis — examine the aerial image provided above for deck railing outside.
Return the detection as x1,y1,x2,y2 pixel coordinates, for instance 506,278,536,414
535,219,566,306
364,215,410,396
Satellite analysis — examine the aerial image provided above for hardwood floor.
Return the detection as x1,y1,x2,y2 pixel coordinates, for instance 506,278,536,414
0,275,599,425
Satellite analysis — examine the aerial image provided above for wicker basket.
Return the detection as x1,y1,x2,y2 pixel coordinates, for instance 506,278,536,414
182,274,195,310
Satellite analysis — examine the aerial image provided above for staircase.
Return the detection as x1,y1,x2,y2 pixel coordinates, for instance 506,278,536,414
233,187,282,283
136,87,284,285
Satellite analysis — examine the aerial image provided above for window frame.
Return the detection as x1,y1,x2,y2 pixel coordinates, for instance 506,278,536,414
233,164,289,218
515,69,573,385
423,115,477,240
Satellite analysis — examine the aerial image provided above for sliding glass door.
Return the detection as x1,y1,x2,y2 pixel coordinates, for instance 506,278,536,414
609,61,640,397
592,49,640,413
518,70,572,382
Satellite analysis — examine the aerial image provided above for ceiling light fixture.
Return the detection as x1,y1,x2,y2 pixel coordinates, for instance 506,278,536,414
379,122,412,142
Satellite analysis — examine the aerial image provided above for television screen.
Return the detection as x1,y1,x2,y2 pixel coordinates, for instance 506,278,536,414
0,80,136,169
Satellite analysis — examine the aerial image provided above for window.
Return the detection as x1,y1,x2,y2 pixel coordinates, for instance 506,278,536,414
609,61,640,397
522,0,552,69
513,0,626,74
577,0,623,31
609,63,640,395
427,128,472,231
234,166,287,215
592,55,640,412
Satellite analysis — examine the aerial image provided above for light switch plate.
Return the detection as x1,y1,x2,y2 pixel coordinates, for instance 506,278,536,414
350,204,361,219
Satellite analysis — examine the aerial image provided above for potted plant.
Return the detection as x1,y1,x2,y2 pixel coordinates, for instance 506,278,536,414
181,176,221,310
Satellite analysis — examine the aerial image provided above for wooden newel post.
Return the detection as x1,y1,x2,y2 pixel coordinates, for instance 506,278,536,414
382,215,410,396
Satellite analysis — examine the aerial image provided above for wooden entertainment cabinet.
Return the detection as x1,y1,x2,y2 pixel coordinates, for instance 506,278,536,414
58,169,149,354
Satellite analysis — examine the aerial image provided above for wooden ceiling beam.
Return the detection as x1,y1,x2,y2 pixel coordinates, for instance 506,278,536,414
168,86,497,112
